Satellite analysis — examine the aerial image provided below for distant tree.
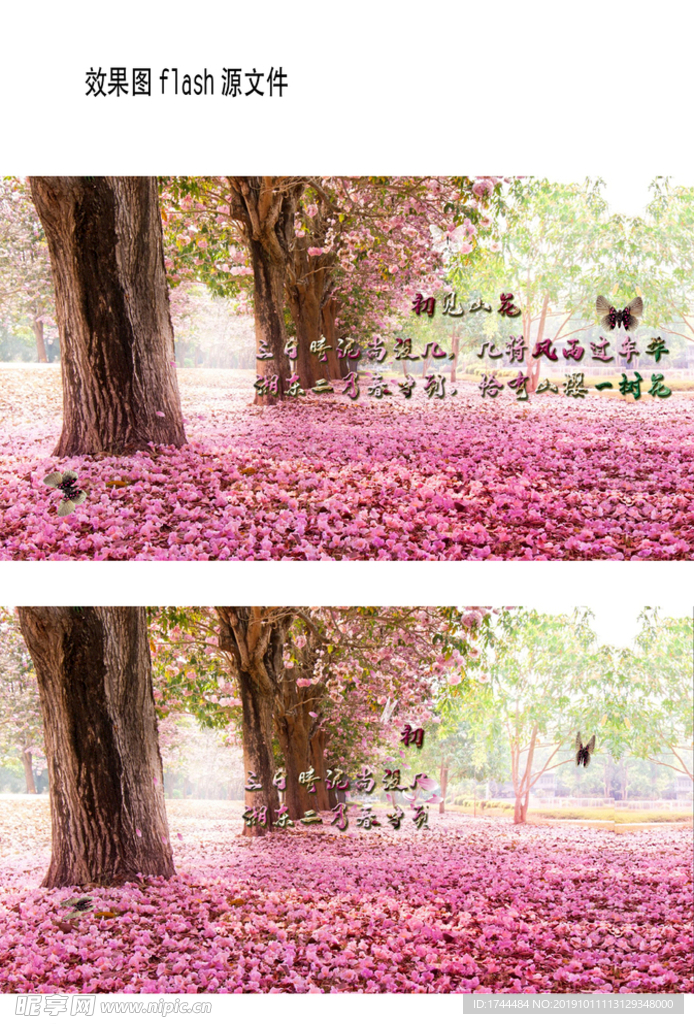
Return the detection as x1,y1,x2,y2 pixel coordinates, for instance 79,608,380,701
464,608,606,823
624,610,693,782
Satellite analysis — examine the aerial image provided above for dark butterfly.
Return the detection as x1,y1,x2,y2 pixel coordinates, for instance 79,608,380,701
596,295,643,332
60,896,93,918
43,470,87,517
576,732,596,768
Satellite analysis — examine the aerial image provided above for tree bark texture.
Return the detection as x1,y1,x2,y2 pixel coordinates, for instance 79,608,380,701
17,607,174,887
438,759,448,814
28,177,186,455
286,248,342,386
216,606,327,825
216,607,284,833
227,178,305,406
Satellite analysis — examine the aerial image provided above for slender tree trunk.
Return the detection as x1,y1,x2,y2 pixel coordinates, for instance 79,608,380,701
439,757,448,814
450,331,460,384
28,176,186,456
21,749,37,794
514,791,530,824
526,292,549,395
32,316,47,364
17,607,174,887
604,752,611,800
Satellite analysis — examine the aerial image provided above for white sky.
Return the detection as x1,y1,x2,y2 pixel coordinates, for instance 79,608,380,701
582,175,679,219
527,601,691,650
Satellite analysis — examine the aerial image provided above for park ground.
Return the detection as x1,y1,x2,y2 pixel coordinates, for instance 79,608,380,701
0,795,691,993
0,366,693,561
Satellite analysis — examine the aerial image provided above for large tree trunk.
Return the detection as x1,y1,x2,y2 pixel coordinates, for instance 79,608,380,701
309,729,336,810
216,607,285,834
28,177,186,456
21,749,37,794
17,607,174,887
216,606,328,828
228,178,305,406
276,712,316,819
321,296,347,379
32,316,47,364
237,666,279,834
286,283,321,389
248,237,292,404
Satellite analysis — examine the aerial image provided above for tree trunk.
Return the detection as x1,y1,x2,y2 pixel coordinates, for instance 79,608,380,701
439,757,448,814
450,331,460,384
248,237,292,404
526,292,549,395
237,666,279,833
310,729,336,810
16,607,174,888
28,176,186,456
276,712,316,819
21,749,37,794
321,296,347,378
604,752,611,800
513,791,529,824
33,316,47,363
228,178,305,406
216,606,286,834
286,282,322,389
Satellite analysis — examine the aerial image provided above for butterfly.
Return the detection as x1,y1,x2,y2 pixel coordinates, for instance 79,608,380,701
380,696,399,724
576,732,596,768
596,295,643,332
60,896,93,919
43,470,88,517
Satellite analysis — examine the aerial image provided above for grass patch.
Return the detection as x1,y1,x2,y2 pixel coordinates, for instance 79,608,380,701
530,807,693,824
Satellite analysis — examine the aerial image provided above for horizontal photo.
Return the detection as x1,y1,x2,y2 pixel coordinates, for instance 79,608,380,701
1,606,691,994
1,177,693,560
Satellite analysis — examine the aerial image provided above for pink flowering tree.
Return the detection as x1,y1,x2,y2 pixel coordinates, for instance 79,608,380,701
150,607,491,833
0,178,56,362
0,608,44,793
161,176,505,394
